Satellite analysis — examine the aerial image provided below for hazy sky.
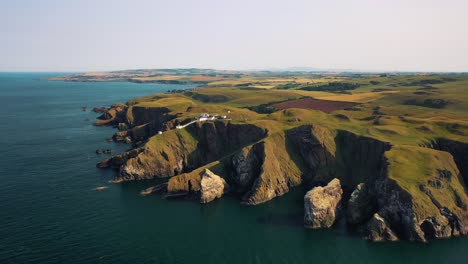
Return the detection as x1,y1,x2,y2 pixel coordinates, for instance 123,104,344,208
1,0,467,72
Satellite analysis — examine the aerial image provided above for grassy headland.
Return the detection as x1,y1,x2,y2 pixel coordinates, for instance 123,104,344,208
58,69,468,242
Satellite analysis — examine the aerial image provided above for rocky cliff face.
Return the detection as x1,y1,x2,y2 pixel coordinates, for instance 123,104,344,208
160,127,306,206
284,126,391,190
285,125,337,182
94,104,127,126
371,175,425,241
333,130,391,189
125,106,175,141
230,143,264,193
369,146,468,242
235,132,304,205
347,183,375,224
106,121,267,181
428,138,468,185
186,121,268,163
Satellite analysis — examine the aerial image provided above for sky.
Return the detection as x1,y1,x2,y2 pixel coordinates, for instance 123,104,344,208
1,0,467,72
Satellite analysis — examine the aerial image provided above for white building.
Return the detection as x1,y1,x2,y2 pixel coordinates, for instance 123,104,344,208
196,113,215,121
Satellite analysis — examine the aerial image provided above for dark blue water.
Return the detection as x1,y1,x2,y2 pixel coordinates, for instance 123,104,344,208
1,73,468,264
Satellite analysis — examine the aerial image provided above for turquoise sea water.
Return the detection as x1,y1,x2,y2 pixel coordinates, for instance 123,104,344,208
1,73,468,264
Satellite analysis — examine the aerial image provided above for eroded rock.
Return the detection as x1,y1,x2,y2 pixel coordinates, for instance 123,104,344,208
366,213,398,241
304,178,343,228
200,169,228,203
95,103,127,126
118,122,129,131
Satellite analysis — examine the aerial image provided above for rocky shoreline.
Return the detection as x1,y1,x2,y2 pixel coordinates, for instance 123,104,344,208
93,102,468,243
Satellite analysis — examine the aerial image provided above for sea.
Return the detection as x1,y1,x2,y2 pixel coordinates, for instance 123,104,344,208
1,73,467,264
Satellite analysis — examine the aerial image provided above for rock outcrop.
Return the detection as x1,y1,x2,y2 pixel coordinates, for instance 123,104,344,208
304,178,343,228
163,165,228,203
96,148,142,169
366,213,398,241
200,169,228,203
94,103,127,126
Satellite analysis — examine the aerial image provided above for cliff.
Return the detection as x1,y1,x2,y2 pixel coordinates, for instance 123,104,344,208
100,121,267,181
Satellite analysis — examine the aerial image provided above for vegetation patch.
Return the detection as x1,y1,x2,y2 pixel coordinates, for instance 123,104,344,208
400,77,456,86
373,126,406,136
416,125,434,133
413,91,432,95
276,82,302,89
417,86,438,90
372,88,393,92
404,98,451,109
333,114,350,121
184,91,230,103
299,82,360,92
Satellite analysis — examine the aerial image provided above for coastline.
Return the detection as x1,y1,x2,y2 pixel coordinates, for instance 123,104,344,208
89,71,468,243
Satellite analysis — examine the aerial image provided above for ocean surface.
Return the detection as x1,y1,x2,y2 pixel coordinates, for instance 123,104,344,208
1,73,468,264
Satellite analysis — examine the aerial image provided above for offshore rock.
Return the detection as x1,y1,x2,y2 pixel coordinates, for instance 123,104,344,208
92,106,107,113
304,178,343,228
200,169,228,203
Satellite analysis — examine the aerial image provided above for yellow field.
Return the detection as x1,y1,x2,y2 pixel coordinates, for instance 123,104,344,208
316,91,400,102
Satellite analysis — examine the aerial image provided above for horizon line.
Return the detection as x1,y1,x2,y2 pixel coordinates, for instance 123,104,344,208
1,68,468,74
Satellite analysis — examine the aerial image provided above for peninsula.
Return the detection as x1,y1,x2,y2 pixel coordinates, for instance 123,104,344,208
58,69,468,242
